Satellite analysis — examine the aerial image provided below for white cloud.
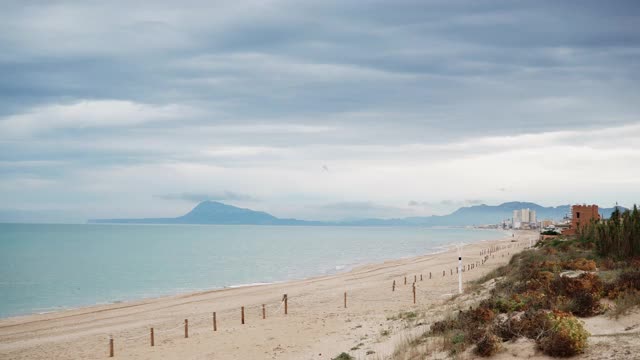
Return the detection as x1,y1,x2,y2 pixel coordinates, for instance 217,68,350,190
0,100,193,137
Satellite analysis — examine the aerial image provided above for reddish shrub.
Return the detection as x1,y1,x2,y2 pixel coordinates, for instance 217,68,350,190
617,270,640,291
475,333,503,357
554,273,603,296
562,258,597,271
569,292,602,317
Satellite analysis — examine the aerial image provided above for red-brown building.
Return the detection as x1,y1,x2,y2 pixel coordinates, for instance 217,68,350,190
562,204,601,235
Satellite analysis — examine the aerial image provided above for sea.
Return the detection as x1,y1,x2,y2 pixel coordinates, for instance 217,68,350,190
0,223,505,318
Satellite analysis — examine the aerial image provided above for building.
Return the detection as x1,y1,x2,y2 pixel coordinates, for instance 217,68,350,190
512,208,537,229
541,219,554,228
562,204,600,235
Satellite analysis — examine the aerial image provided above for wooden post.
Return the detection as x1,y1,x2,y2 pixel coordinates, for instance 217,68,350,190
241,306,245,324
213,312,217,331
150,328,154,347
429,272,432,279
414,275,417,283
404,276,407,285
392,280,396,291
344,291,347,308
109,336,114,357
262,304,266,319
456,267,458,274
442,270,445,277
450,269,453,275
420,274,423,281
412,283,416,304
184,319,188,338
283,294,288,315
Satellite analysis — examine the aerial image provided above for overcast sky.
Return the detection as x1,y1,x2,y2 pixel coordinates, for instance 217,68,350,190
1,0,639,222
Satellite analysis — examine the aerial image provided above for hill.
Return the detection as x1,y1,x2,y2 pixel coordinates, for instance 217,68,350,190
89,201,624,226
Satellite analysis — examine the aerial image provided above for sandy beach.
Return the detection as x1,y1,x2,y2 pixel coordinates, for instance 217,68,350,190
0,231,537,359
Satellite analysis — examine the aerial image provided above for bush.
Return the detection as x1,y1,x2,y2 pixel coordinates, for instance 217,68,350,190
618,270,640,291
430,318,457,334
496,310,549,341
568,292,602,317
332,353,353,360
537,311,589,357
553,273,603,297
611,289,640,319
562,258,597,271
475,333,503,357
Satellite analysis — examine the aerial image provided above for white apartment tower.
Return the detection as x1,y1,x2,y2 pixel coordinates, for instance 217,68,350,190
512,208,537,228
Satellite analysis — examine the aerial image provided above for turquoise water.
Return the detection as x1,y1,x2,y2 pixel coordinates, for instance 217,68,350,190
0,224,504,318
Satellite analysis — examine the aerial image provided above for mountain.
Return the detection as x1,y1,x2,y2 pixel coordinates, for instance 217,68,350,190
89,201,321,225
89,201,626,226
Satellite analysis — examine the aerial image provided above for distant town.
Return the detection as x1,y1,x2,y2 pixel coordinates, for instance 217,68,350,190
480,204,607,236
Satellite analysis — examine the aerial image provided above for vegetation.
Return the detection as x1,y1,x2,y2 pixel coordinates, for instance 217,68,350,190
423,243,598,357
580,205,640,259
537,311,589,357
389,219,640,359
332,352,354,360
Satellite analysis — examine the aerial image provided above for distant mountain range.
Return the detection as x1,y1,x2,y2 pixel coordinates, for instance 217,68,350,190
89,201,625,226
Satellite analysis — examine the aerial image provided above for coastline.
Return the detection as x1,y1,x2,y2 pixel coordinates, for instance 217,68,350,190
0,226,508,320
0,230,536,360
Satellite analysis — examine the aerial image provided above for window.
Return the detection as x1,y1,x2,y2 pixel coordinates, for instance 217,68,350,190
576,212,580,219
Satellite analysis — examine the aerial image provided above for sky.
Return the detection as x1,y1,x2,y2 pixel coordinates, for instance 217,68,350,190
0,0,639,222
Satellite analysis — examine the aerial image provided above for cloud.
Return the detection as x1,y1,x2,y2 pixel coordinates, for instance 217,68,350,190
0,100,193,138
154,191,258,203
408,200,484,208
0,1,639,220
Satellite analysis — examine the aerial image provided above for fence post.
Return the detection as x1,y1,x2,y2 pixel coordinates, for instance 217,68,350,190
392,280,396,291
283,294,288,315
404,276,407,285
442,270,445,277
420,274,423,281
412,283,416,304
429,272,432,279
241,306,245,324
150,328,154,347
262,304,266,319
184,319,188,338
344,291,347,308
213,312,217,331
109,336,114,358
414,275,417,283
450,269,453,275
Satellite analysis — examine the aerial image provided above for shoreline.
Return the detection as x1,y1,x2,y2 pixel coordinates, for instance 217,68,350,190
0,228,510,321
0,230,535,360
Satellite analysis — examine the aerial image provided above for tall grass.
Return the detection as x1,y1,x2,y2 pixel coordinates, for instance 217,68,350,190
580,205,640,259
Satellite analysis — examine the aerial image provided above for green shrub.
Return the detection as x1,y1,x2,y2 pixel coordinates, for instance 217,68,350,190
537,311,589,357
332,352,354,360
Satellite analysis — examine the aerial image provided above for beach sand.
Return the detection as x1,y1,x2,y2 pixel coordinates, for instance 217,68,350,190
0,231,539,359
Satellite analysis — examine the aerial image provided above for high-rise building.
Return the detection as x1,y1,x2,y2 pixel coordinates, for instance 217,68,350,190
512,208,536,229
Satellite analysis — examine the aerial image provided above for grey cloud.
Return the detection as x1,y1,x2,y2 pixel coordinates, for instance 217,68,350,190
409,200,484,207
1,1,639,218
154,191,258,203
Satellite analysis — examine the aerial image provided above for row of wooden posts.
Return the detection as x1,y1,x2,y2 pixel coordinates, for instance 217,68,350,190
109,294,289,357
108,242,523,357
